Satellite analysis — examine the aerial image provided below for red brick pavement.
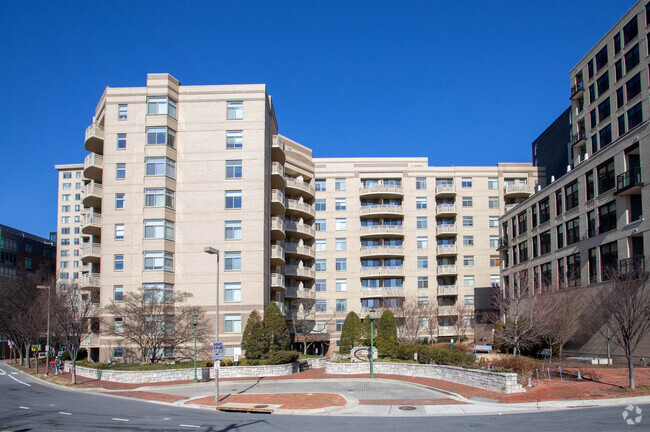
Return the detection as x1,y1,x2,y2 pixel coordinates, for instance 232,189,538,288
187,393,347,410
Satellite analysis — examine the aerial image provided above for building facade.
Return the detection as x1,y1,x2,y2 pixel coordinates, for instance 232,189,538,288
0,224,55,278
532,107,571,186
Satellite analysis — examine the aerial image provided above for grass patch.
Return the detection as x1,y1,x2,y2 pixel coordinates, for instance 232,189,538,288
606,385,650,395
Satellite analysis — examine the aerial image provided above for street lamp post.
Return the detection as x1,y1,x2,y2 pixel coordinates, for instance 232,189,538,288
204,247,220,403
38,284,52,377
369,308,375,378
192,312,198,383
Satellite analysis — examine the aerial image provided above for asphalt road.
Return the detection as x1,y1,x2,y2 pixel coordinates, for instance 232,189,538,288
0,364,649,432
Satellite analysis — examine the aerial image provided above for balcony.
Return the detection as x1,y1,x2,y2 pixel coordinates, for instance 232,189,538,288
285,178,315,199
81,211,102,236
83,153,103,181
285,199,315,218
82,181,103,208
360,205,404,218
271,216,285,240
285,220,315,239
497,237,509,251
285,242,315,259
619,256,646,279
284,265,315,280
438,305,457,316
360,246,404,257
285,287,316,300
437,284,458,296
436,204,457,216
503,184,534,198
436,224,457,236
570,81,585,99
438,326,456,337
81,242,101,263
80,273,100,290
271,273,285,290
505,203,519,213
359,225,404,238
271,162,286,189
572,127,587,146
437,265,458,275
435,184,456,197
271,189,285,215
80,333,101,348
436,244,457,255
360,266,405,278
360,287,405,298
84,123,104,154
616,167,643,195
272,135,286,164
273,301,287,315
359,184,404,198
271,244,285,266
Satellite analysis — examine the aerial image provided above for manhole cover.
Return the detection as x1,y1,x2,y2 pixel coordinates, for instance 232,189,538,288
398,406,416,411
254,405,269,408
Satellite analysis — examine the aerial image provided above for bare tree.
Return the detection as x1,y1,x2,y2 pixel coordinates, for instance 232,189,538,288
422,298,439,344
105,287,209,363
537,288,587,362
452,301,474,340
287,297,334,355
393,296,423,345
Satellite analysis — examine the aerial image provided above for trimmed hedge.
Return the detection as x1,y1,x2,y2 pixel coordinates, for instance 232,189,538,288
390,344,476,368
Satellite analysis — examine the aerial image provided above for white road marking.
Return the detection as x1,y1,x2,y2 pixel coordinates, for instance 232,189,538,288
112,418,129,422
18,406,29,410
180,425,200,428
163,417,171,420
59,412,72,416
0,369,6,376
6,374,31,387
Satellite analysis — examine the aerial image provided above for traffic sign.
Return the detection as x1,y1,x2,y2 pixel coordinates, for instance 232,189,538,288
212,342,224,360
31,344,41,352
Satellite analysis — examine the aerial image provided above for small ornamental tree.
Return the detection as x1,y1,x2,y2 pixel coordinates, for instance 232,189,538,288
361,314,374,345
263,303,291,352
241,310,268,359
376,310,398,356
339,312,362,354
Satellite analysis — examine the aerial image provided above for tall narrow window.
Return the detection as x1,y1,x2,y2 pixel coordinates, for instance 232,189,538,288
118,104,128,120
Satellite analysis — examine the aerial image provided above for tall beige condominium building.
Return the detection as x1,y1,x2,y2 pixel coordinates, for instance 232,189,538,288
59,73,541,361
500,0,650,358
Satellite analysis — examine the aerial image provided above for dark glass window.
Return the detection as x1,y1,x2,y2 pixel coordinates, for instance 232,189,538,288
557,225,564,249
615,59,623,81
555,190,563,216
539,198,550,224
619,115,626,136
597,72,609,95
540,231,551,255
626,73,641,100
598,158,615,194
623,16,638,45
558,258,566,289
588,59,595,79
614,33,622,54
591,135,598,153
588,210,596,238
596,46,608,71
566,218,580,245
567,253,581,287
589,248,598,283
518,241,528,263
625,44,640,71
586,171,595,200
532,236,539,258
531,205,538,227
589,84,596,103
599,124,612,148
565,181,579,211
511,217,517,238
590,109,597,128
598,98,610,122
598,200,617,233
616,87,625,109
628,102,643,129
541,262,552,291
600,241,618,281
517,211,527,234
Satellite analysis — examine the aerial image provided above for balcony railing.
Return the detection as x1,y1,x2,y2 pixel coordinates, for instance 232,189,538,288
80,273,100,288
497,237,509,250
360,266,405,277
83,153,104,180
360,246,404,256
619,256,646,279
437,284,458,295
436,224,457,235
284,265,315,279
616,167,643,193
285,178,315,197
271,162,285,177
285,287,316,299
436,204,457,214
359,184,404,195
83,182,103,199
271,273,285,289
438,305,457,316
273,301,287,315
438,326,456,336
285,242,315,258
572,128,587,145
271,245,285,262
285,199,315,217
503,184,534,196
436,244,457,255
271,216,285,233
570,81,584,98
435,184,456,195
360,287,405,298
360,205,404,216
360,225,404,236
84,123,104,153
285,221,315,238
437,265,458,275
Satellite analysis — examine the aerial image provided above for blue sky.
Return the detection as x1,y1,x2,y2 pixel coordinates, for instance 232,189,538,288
0,0,636,238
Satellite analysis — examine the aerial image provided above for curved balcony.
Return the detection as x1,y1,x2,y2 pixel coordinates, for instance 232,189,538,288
271,216,285,240
271,162,286,190
360,287,405,298
503,184,534,198
285,199,315,218
438,305,457,316
436,204,457,216
81,211,102,236
436,224,457,236
359,205,403,218
437,285,458,296
80,334,101,348
285,287,316,300
82,182,103,209
271,244,285,266
271,189,286,215
83,153,103,181
285,242,315,259
271,273,285,290
285,220,315,240
80,273,101,290
84,123,104,154
81,242,101,263
273,301,287,315
285,178,315,199
438,326,456,336
272,135,286,164
360,266,405,278
360,246,404,257
359,225,404,238
359,184,404,198
437,265,458,276
436,244,457,256
435,184,456,197
284,265,315,280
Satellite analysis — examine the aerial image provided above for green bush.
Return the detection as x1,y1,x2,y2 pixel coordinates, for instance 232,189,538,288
266,350,299,365
263,303,291,352
241,310,268,359
390,344,476,368
339,312,362,354
376,310,397,356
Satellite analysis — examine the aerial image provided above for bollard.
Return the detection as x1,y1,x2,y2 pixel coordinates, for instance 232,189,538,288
547,368,551,384
536,369,540,386
527,377,532,387
559,366,563,382
577,370,582,380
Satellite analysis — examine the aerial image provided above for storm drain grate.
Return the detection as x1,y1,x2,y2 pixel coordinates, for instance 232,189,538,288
254,405,269,408
398,406,416,411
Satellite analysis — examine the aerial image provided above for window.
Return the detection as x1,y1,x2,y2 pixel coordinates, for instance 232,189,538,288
62,194,71,202
595,45,608,71
488,177,498,190
567,253,581,287
598,200,617,233
145,157,176,178
118,104,127,120
491,275,500,287
488,197,499,209
335,198,346,211
224,314,241,333
566,218,580,245
225,191,242,209
463,236,474,246
599,124,612,148
315,219,326,231
463,255,474,266
490,255,500,267
565,181,579,211
117,133,127,149
336,279,347,292
336,320,344,332
416,197,427,209
315,180,326,191
626,73,641,100
62,183,71,190
586,171,595,200
555,190,563,216
315,301,327,313
616,87,625,109
315,239,326,251
113,285,123,301
148,96,177,118
315,280,326,292
417,217,427,229
489,235,499,248
336,258,347,271
417,276,428,289
146,127,176,148
624,15,638,44
334,218,347,231
113,348,123,358
464,275,475,286
224,252,241,271
540,231,551,255
597,159,615,194
589,83,596,103
61,205,70,213
114,317,123,333
462,197,473,207
315,199,326,211
598,98,610,122
62,172,72,179
144,220,174,240
462,216,473,227
416,177,427,190
145,188,174,209
597,71,609,96
226,101,243,119
226,131,243,149
589,247,598,283
628,102,643,129
61,216,70,224
487,216,498,228
588,210,597,238
60,250,69,257
334,299,348,313
614,32,621,54
417,237,428,249
224,283,241,302
315,259,326,271
144,251,173,271
225,221,242,240
588,59,594,79
556,224,565,248
114,254,124,271
114,224,125,240
461,177,472,188
600,241,618,280
335,178,346,191
417,256,428,269
615,59,623,81
619,115,626,136
335,238,347,251
60,239,70,246
625,44,640,71
226,160,242,179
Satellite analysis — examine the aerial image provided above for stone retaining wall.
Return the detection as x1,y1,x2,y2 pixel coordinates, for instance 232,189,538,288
325,362,524,394
306,357,327,369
